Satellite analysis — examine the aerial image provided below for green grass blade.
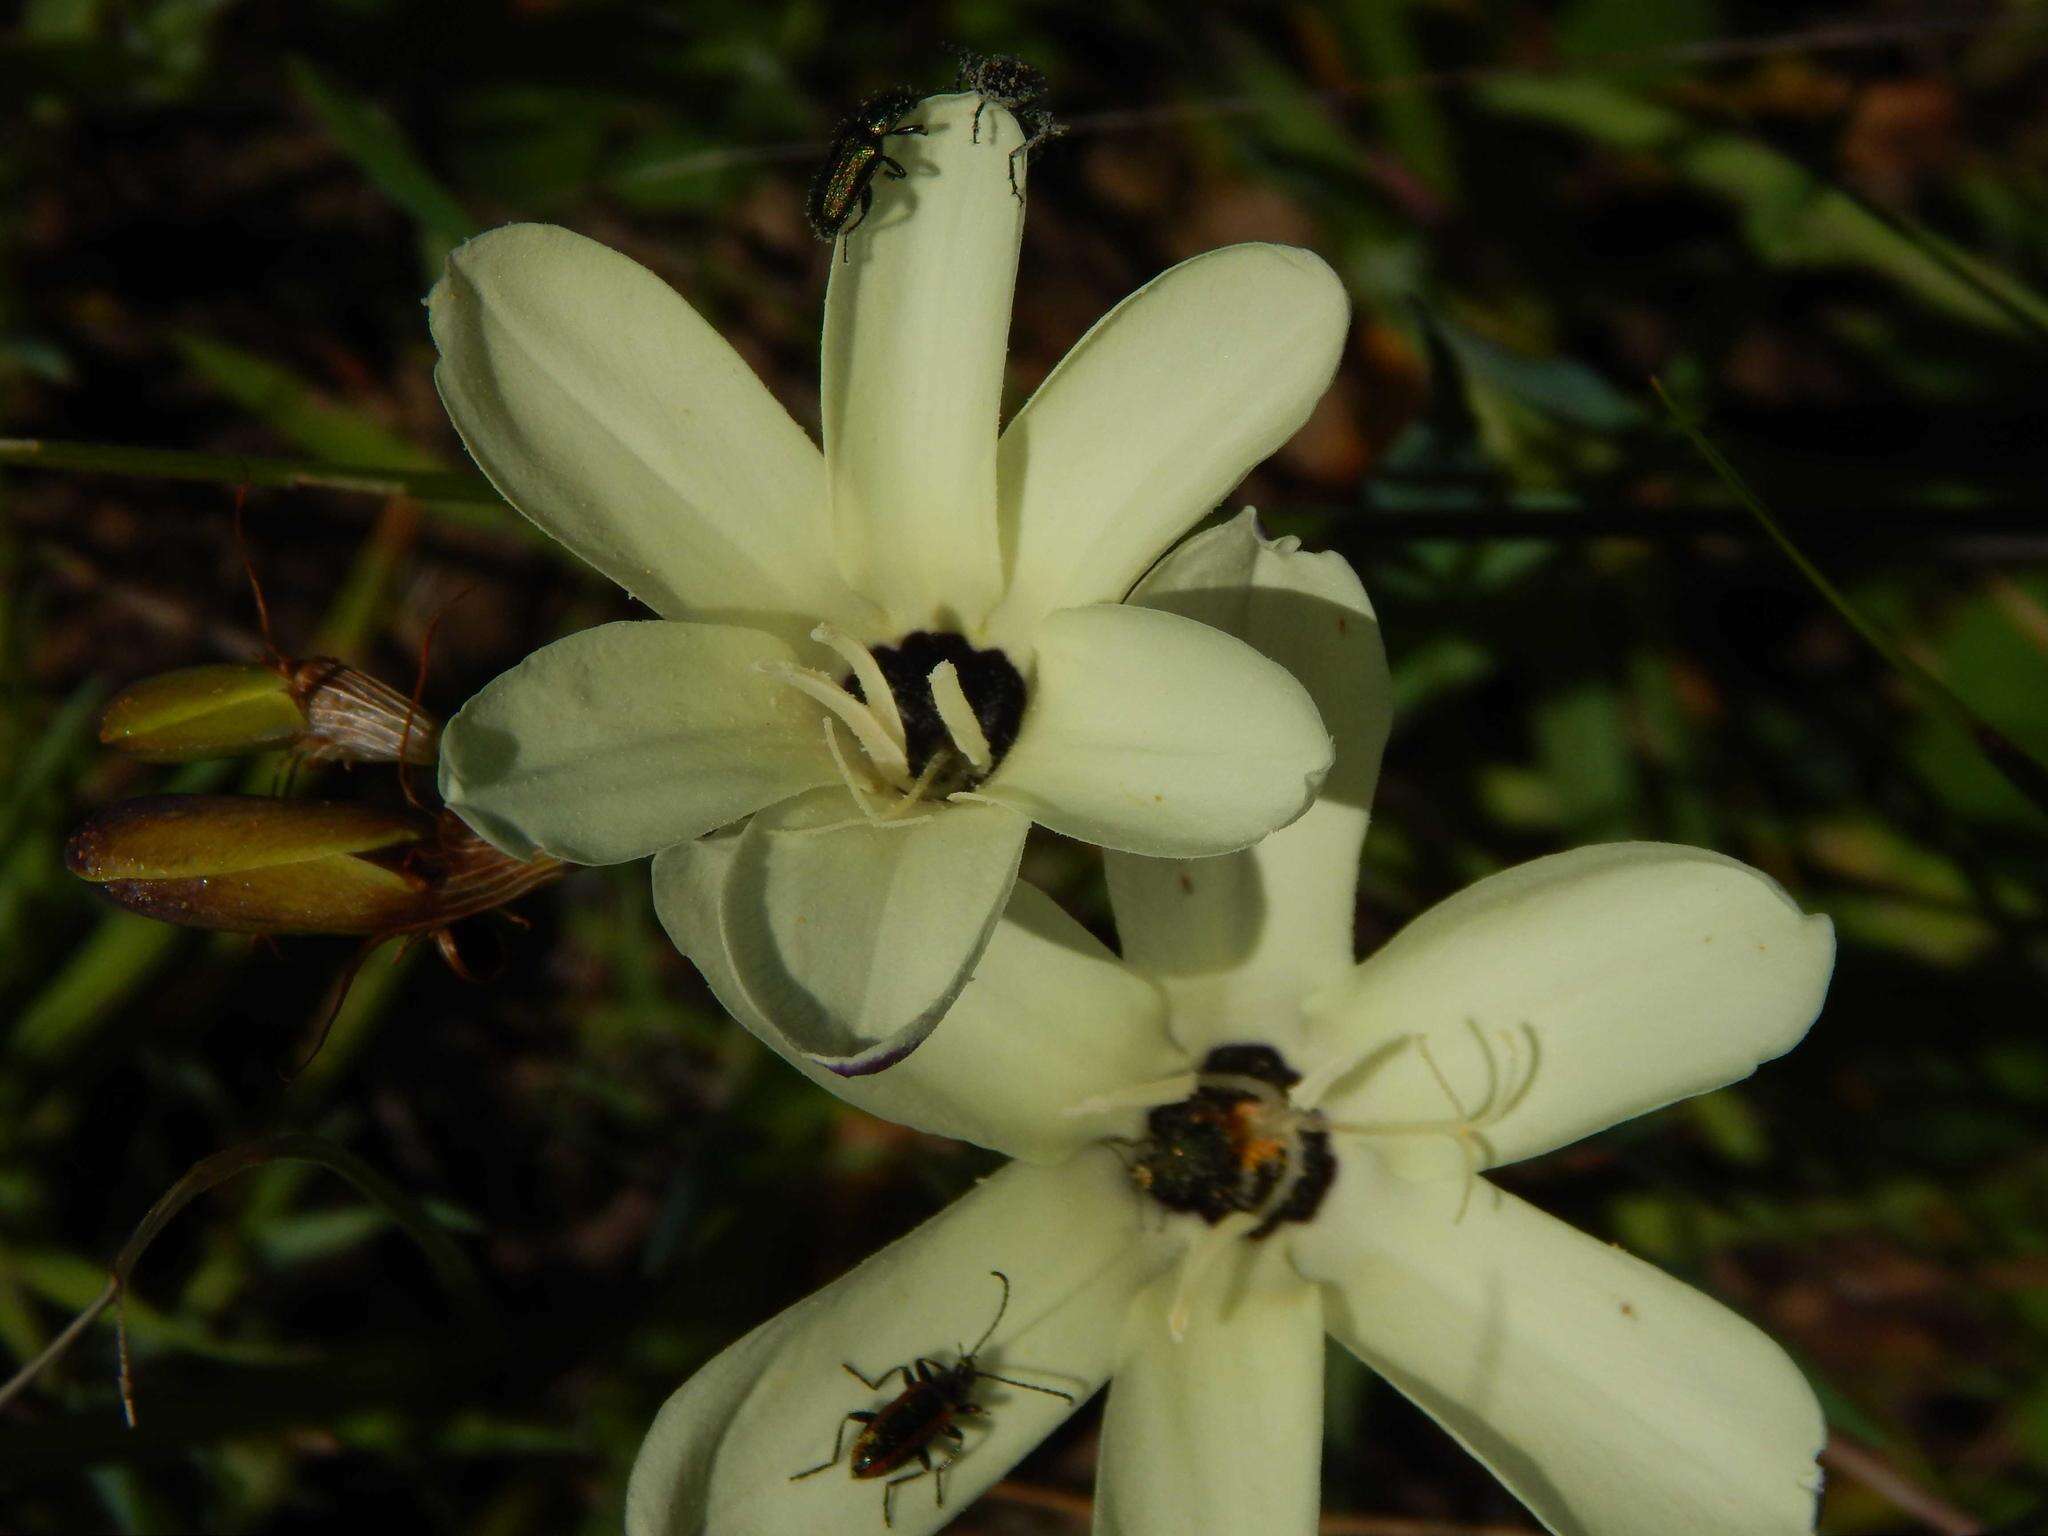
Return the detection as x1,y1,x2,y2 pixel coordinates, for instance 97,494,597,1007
0,438,497,504
0,1134,486,1424
289,57,478,257
1657,382,2048,818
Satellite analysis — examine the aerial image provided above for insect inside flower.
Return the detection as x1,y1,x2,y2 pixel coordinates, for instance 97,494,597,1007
1129,1043,1337,1239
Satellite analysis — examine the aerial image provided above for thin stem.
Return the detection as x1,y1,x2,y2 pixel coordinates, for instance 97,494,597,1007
1657,383,2048,818
0,438,497,505
1822,1433,1982,1536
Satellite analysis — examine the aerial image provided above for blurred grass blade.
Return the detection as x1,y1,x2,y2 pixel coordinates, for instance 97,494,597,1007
0,677,106,854
1339,0,1457,195
1848,194,2048,345
0,438,498,506
1479,77,2048,337
0,1134,485,1425
288,57,477,264
1658,383,2048,818
175,334,440,469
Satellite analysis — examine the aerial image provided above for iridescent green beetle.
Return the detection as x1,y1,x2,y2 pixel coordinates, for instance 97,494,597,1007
805,88,926,259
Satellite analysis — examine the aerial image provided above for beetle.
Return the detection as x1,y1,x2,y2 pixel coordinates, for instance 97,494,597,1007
806,88,926,258
790,1270,1074,1527
949,48,1064,199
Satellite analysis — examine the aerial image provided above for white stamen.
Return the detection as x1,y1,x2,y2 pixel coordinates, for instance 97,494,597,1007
758,661,910,783
821,719,889,826
928,660,993,772
810,624,907,756
1060,1071,1199,1119
1166,1212,1260,1342
880,752,948,821
1323,1021,1539,1223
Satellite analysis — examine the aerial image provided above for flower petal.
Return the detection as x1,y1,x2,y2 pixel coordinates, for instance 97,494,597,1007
438,620,836,864
974,603,1331,858
662,788,1028,1074
429,223,866,639
989,244,1349,637
1293,1160,1824,1536
1105,511,1388,1058
626,1151,1163,1536
656,838,1184,1161
1095,1245,1324,1536
1304,844,1835,1173
821,93,1021,634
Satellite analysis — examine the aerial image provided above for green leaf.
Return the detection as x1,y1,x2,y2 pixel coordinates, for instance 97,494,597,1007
1480,77,2048,336
1659,384,2048,821
174,335,437,469
289,57,477,266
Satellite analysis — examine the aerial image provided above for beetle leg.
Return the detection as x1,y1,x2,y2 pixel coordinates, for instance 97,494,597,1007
843,1361,911,1393
880,155,908,180
789,1408,870,1480
971,96,986,143
933,1434,967,1507
881,1462,930,1529
839,189,873,260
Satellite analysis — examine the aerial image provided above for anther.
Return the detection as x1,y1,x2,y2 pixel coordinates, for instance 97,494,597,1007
927,661,993,773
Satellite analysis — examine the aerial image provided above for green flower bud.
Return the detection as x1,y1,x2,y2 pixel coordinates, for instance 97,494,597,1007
98,659,440,767
65,795,432,934
67,796,563,938
98,665,309,763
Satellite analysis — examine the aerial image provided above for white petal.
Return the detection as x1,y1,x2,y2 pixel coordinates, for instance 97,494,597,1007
1293,1159,1824,1536
656,839,1185,1161
438,620,835,864
1304,845,1834,1173
989,245,1350,638
429,224,865,639
627,1151,1165,1536
976,603,1331,858
821,93,1022,633
1105,512,1389,1058
1094,1244,1324,1536
661,788,1028,1074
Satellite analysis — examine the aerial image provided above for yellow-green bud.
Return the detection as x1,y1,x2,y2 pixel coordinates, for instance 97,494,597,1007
65,795,560,937
98,665,309,762
97,659,440,766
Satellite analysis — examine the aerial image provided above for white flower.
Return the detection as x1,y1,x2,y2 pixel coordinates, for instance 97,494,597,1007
430,93,1348,1073
628,513,1838,1536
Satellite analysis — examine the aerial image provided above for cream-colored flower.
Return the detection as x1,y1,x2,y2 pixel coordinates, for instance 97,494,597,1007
431,94,1346,1072
629,514,1837,1536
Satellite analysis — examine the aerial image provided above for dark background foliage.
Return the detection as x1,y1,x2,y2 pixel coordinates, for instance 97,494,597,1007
2,1,2045,1532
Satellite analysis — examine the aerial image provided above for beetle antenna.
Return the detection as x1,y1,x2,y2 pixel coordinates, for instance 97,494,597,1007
281,934,387,1080
969,1369,1074,1404
396,584,468,809
231,487,285,670
965,1270,1010,1360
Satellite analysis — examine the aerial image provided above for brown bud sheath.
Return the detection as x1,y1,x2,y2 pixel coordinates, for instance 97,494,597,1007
290,659,440,766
